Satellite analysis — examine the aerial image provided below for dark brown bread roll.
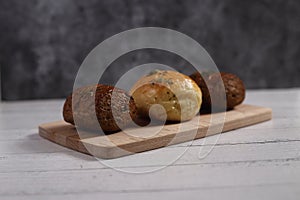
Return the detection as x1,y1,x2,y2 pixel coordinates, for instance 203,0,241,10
63,84,138,132
190,72,245,111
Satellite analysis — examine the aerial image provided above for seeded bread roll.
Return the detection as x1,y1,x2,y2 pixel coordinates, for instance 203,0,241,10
63,84,137,132
190,72,245,110
130,70,202,122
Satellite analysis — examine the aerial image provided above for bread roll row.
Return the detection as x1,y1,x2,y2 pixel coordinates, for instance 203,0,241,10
63,70,245,132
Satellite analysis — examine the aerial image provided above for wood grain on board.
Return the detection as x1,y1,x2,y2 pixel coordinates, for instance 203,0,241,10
39,104,272,159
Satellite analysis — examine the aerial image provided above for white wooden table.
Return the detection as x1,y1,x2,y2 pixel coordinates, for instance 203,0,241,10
0,89,299,200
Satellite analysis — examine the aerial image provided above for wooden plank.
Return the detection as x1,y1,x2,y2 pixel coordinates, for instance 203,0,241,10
0,161,299,196
1,184,300,200
38,104,272,159
0,140,299,173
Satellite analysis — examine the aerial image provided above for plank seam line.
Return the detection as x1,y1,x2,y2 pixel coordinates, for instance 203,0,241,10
1,157,299,174
1,182,299,197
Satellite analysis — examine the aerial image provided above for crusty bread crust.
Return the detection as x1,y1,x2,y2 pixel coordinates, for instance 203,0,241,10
130,70,202,121
63,84,137,133
190,72,245,111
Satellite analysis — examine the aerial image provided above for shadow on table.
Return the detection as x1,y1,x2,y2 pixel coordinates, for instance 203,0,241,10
18,133,96,161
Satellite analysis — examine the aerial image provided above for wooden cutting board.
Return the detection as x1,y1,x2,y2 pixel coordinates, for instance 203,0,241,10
39,104,272,159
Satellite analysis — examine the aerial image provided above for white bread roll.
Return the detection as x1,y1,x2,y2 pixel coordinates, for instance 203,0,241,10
130,70,202,121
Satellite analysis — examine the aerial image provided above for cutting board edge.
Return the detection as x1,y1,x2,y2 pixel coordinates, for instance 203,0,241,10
38,104,273,159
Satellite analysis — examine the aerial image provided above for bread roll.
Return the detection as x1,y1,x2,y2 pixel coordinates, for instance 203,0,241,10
190,72,245,110
63,84,137,132
130,70,202,121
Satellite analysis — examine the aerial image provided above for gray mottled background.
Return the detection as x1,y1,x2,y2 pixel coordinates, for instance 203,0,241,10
0,0,299,100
